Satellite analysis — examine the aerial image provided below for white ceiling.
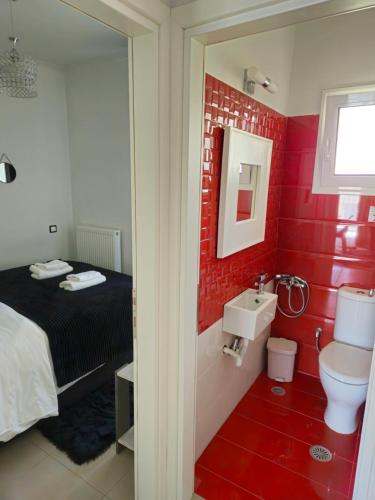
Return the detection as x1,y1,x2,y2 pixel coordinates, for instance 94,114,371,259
0,0,128,66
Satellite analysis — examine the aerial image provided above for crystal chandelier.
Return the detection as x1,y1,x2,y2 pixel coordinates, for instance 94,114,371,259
0,0,37,98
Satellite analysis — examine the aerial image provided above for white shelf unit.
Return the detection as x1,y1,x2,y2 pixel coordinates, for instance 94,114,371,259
117,362,134,383
118,426,134,451
115,361,134,453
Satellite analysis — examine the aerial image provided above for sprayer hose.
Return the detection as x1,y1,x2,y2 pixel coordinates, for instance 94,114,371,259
275,278,310,318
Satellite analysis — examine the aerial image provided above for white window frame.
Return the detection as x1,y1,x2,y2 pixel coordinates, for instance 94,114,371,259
313,85,375,195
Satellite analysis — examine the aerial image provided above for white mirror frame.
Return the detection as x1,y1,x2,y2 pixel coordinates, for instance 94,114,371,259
217,126,273,258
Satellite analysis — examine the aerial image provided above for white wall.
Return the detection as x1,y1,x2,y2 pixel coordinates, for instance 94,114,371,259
0,55,132,274
205,25,296,115
205,8,375,117
196,319,270,459
0,62,74,270
66,56,132,274
288,8,375,116
196,281,274,459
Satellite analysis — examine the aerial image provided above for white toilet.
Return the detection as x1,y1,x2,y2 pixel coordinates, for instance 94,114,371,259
319,286,375,434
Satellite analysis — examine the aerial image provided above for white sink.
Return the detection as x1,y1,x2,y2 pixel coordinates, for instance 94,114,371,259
223,288,277,341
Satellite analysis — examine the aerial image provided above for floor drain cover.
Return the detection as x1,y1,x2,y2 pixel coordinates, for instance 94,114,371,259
271,386,286,396
309,445,333,463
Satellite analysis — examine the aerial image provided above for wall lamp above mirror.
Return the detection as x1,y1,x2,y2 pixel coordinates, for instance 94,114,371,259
0,154,16,183
243,66,278,96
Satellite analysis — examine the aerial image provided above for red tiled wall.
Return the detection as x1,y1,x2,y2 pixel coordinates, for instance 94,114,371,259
272,115,375,377
198,77,375,376
198,74,288,333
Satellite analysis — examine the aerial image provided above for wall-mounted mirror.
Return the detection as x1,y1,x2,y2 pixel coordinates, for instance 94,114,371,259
217,127,273,258
0,161,16,184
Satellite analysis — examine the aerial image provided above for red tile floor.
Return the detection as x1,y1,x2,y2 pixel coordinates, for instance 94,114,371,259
195,372,361,500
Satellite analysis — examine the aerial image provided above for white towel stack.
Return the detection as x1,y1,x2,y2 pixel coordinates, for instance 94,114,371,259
30,260,73,280
59,271,106,291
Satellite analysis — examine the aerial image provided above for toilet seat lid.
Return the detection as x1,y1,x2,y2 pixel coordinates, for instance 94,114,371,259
320,342,372,385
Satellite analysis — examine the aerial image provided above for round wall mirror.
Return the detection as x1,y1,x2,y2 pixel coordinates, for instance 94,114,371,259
0,162,16,183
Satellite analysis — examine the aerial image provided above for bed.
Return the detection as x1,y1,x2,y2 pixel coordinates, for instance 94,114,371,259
0,261,133,441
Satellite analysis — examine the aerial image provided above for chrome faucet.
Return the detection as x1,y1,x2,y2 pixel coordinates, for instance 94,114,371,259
256,273,268,295
369,289,375,297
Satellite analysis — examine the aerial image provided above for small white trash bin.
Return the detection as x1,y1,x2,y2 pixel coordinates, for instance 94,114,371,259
267,337,297,383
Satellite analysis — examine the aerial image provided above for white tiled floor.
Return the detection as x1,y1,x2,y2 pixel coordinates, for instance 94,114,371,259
0,430,134,500
0,432,205,500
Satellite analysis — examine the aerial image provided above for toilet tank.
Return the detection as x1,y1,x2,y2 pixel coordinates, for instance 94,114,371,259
334,286,375,349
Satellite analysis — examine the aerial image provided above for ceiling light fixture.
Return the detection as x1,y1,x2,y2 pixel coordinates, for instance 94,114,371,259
0,0,37,98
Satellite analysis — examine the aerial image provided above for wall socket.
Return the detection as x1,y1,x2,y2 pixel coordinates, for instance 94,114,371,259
49,225,57,233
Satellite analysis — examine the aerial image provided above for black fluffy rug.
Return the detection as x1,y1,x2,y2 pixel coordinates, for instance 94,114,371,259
38,381,116,465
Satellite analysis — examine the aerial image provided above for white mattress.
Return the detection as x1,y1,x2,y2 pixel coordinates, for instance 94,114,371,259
0,302,102,441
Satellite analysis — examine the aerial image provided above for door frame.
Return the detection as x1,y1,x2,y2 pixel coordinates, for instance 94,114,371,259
353,353,375,499
59,1,172,499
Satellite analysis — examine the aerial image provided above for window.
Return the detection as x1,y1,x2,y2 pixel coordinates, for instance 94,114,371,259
313,85,375,195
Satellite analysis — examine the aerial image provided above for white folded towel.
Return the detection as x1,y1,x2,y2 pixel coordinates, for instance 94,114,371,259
29,260,69,272
59,274,106,291
66,271,101,283
31,265,73,280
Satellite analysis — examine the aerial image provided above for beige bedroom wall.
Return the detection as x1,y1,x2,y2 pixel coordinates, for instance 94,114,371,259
66,55,132,274
0,62,74,270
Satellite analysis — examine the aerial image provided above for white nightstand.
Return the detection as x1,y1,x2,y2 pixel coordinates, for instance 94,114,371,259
115,362,134,453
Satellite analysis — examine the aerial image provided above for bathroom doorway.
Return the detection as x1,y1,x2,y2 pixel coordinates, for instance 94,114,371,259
177,2,375,499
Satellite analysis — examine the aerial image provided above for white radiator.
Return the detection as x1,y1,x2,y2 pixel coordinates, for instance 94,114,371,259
76,225,122,272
